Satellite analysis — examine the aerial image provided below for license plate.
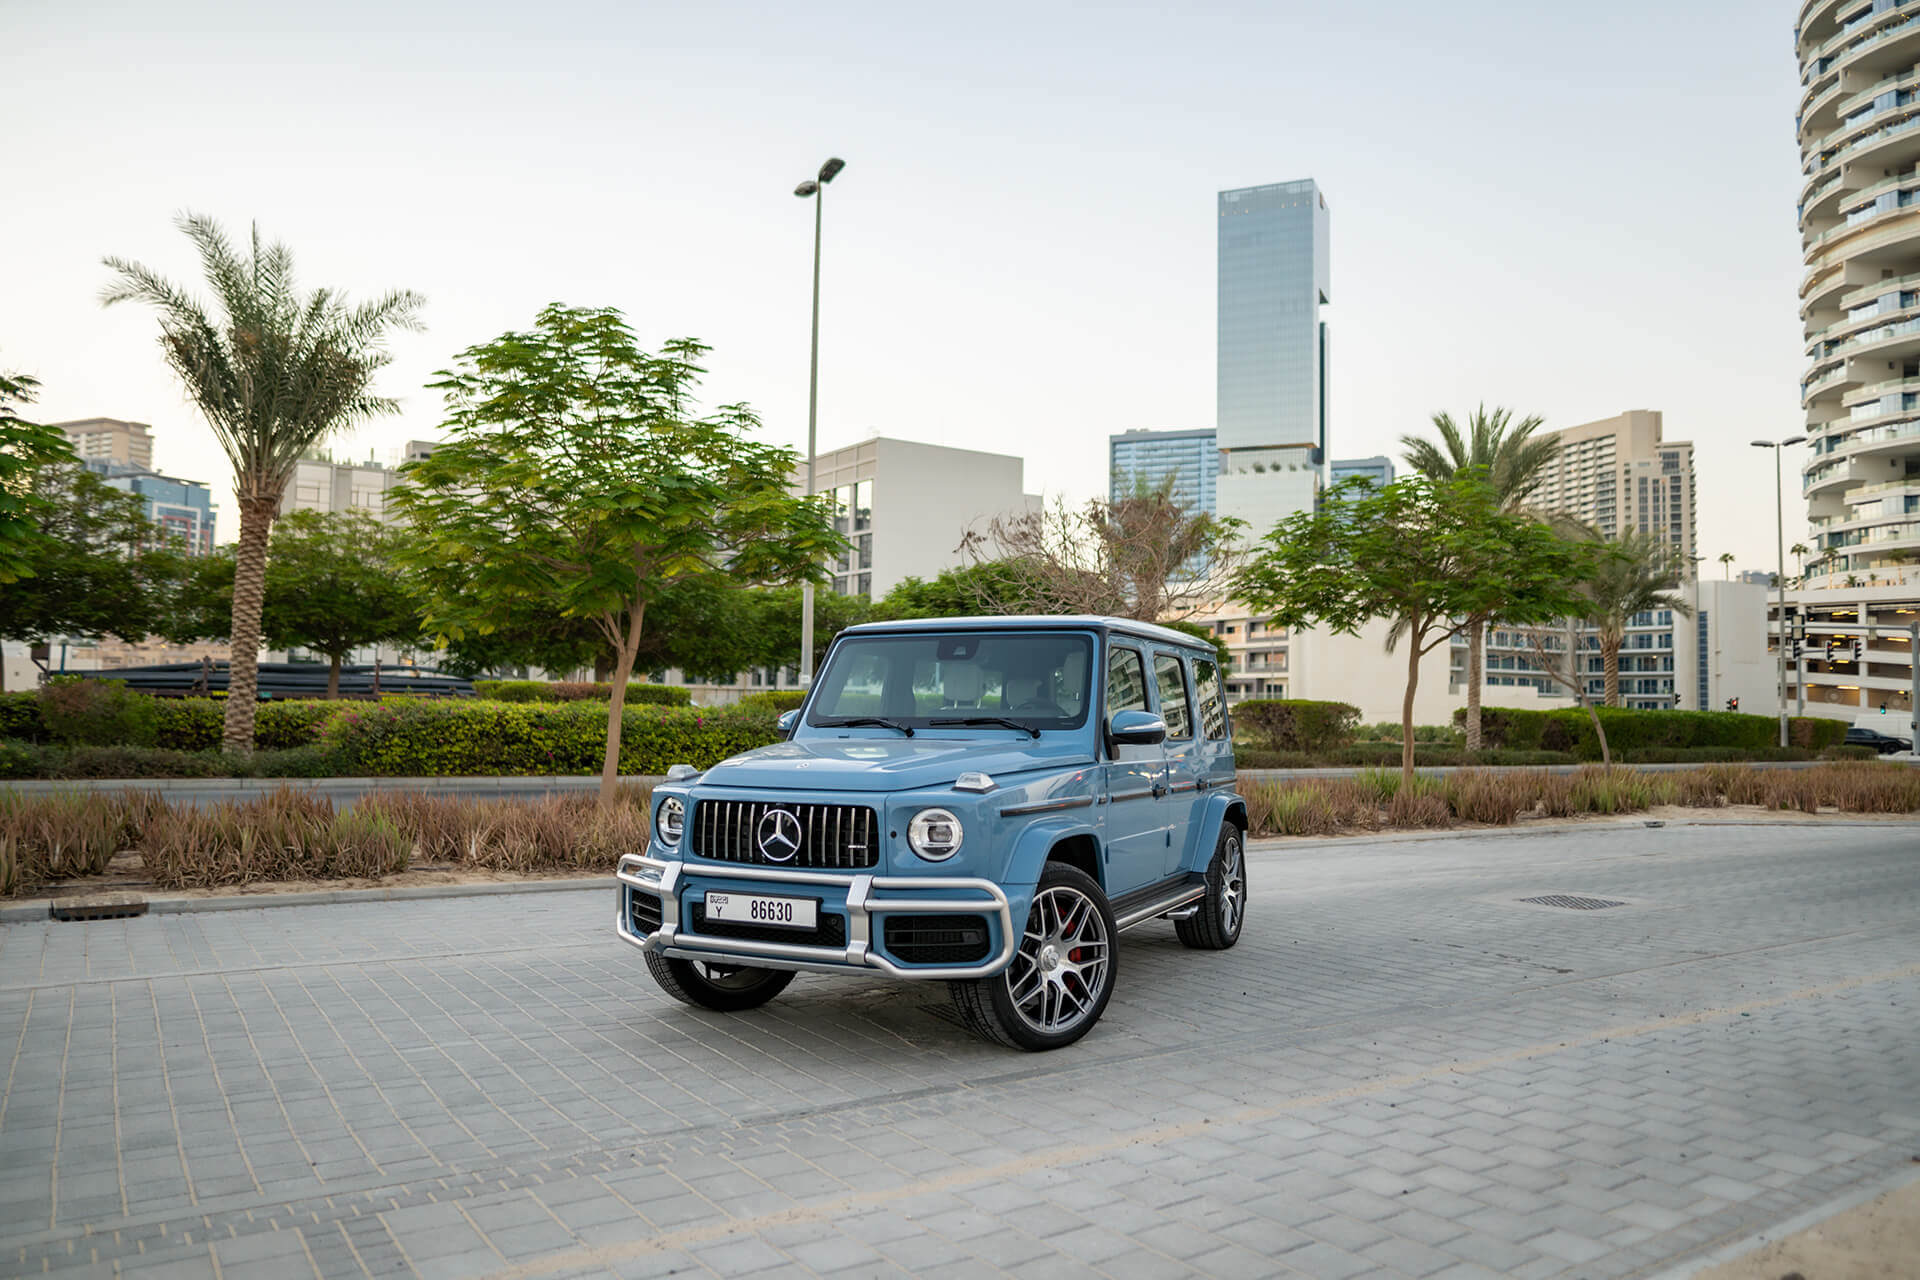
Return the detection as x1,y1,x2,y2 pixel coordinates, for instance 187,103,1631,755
704,892,817,929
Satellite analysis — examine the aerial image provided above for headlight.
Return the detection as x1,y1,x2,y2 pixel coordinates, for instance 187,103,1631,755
656,797,685,846
908,808,963,860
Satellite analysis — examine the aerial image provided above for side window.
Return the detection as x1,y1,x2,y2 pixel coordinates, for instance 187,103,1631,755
1193,659,1227,740
1153,653,1193,740
1107,647,1148,715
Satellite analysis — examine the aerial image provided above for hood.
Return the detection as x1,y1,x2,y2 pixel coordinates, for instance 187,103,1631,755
691,735,1094,793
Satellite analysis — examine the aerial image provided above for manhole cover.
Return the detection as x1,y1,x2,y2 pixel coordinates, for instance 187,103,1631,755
1518,894,1626,911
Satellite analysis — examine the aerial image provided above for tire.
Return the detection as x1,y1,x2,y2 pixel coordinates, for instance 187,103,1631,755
949,862,1117,1051
1176,823,1245,951
645,953,796,1011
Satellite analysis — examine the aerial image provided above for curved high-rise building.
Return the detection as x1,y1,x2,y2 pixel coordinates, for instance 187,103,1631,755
1796,0,1920,572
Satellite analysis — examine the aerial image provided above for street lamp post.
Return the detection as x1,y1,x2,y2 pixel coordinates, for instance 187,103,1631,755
792,158,846,689
1751,435,1807,748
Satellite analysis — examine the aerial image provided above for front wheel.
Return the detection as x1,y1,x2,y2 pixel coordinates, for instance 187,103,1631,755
1176,824,1245,950
645,953,795,1011
950,863,1117,1051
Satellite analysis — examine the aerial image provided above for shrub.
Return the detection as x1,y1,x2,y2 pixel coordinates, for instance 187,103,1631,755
0,692,41,742
1471,707,1846,759
1443,769,1526,825
1567,766,1666,815
38,679,160,748
0,790,144,888
1820,744,1880,761
320,700,780,776
1388,778,1452,828
1232,700,1361,753
0,740,40,780
140,788,414,888
471,680,691,706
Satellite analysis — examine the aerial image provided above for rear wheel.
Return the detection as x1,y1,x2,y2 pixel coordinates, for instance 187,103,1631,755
950,863,1117,1051
645,953,795,1011
1176,824,1245,950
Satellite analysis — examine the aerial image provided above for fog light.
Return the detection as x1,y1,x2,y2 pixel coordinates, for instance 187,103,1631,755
908,808,963,860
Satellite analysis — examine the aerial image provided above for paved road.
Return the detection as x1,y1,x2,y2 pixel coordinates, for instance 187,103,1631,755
1,820,1916,1279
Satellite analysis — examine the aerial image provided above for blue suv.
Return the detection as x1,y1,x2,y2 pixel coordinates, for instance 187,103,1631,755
615,616,1247,1050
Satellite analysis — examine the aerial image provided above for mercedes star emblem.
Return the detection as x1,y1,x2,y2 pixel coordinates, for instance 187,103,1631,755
757,808,803,862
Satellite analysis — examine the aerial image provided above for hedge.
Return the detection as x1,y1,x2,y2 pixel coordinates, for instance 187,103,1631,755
319,700,780,775
1231,700,1361,753
2,689,343,751
733,690,807,713
470,680,691,706
1465,707,1846,759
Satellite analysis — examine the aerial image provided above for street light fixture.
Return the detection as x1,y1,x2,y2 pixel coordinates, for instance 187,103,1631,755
1751,435,1807,747
794,156,845,688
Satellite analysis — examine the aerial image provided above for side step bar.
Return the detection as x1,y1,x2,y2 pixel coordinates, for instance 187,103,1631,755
1111,876,1209,931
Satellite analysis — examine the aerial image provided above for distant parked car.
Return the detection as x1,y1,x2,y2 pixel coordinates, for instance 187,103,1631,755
1844,726,1913,755
615,616,1247,1050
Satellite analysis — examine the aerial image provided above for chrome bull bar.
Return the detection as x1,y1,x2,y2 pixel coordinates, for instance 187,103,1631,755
615,853,1018,980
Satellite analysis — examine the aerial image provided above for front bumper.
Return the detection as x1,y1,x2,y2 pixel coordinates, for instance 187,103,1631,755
615,853,1017,980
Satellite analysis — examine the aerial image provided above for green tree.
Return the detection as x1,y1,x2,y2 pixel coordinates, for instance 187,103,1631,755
1399,405,1561,751
0,462,176,687
394,304,840,802
1,364,80,585
1718,551,1734,580
1790,542,1809,579
873,561,1053,620
256,509,422,697
1232,475,1594,782
102,213,423,751
1575,530,1691,708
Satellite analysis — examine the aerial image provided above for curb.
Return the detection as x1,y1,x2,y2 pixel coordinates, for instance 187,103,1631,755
0,876,615,924
0,776,663,797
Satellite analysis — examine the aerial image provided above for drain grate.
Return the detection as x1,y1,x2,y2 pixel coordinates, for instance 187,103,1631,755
50,894,149,922
1518,894,1626,911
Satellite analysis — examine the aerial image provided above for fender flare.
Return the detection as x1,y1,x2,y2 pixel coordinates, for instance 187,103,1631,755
1181,790,1249,873
998,816,1104,890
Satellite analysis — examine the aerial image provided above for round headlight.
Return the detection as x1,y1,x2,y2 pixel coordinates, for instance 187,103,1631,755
656,797,685,846
908,808,963,861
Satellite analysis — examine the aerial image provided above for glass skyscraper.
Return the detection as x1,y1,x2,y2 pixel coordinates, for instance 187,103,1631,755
1109,428,1218,514
1216,179,1329,536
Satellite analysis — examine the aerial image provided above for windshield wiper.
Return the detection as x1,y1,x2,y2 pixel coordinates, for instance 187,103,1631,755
817,716,915,737
929,716,1041,739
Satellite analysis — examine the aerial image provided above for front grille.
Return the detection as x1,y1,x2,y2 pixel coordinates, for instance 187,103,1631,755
688,901,847,948
690,800,880,869
627,888,663,936
884,914,991,965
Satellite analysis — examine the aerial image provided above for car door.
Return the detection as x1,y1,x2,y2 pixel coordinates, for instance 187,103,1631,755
1152,650,1202,876
1101,643,1168,893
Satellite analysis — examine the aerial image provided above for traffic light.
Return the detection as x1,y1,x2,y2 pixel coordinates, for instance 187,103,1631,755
1726,697,1740,712
1852,637,1864,661
1825,637,1838,661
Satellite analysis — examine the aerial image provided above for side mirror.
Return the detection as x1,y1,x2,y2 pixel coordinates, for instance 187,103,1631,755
1108,709,1167,746
776,709,800,737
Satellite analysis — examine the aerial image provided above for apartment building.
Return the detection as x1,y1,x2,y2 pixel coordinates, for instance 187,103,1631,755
1523,410,1697,568
52,417,153,469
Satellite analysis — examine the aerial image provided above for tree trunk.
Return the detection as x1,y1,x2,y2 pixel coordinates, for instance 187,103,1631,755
222,497,277,754
1583,695,1610,767
1401,623,1422,785
1464,615,1486,752
326,654,342,700
599,603,646,806
1602,637,1621,708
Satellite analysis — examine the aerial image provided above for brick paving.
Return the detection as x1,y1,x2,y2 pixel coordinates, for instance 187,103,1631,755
1,819,1917,1278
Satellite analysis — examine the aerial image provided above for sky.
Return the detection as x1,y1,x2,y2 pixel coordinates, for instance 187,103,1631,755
2,0,1812,573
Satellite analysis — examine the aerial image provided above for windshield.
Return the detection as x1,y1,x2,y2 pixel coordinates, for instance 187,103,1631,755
807,632,1094,731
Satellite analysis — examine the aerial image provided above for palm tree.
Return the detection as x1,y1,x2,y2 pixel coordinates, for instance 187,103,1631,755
102,214,423,752
1579,531,1692,707
1790,542,1810,579
1399,405,1561,750
1718,552,1734,580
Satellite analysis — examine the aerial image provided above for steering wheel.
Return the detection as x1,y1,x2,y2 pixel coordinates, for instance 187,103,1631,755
1008,699,1064,717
